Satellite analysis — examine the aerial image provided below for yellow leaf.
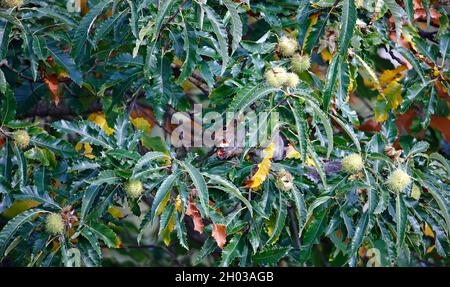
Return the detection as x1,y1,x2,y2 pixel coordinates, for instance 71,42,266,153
130,117,153,133
1,200,41,218
87,112,114,135
321,49,333,63
162,213,175,246
401,31,417,52
305,155,316,167
245,143,276,190
285,144,301,159
382,81,403,110
75,142,95,159
375,80,403,123
426,245,435,254
424,223,434,238
379,66,407,87
175,195,182,213
156,192,171,216
108,207,124,219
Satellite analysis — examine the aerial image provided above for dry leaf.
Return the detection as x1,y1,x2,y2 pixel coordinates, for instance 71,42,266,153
211,224,227,249
185,197,204,234
43,74,61,106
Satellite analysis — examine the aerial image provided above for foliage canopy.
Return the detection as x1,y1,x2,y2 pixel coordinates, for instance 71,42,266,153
0,0,449,267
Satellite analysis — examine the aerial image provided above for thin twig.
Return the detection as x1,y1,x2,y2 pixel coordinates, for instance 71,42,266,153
0,60,36,82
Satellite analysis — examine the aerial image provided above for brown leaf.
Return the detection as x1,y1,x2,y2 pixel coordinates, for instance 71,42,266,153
185,197,204,234
430,116,450,142
80,0,89,16
358,119,381,132
43,74,62,106
396,109,417,135
211,224,227,249
0,136,4,150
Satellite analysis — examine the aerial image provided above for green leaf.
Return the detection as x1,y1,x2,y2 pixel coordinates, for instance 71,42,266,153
307,145,327,188
15,186,60,210
0,20,11,60
175,212,188,250
395,192,407,252
422,87,436,128
87,170,119,186
72,0,113,59
223,0,243,54
406,141,429,158
266,193,287,246
86,223,119,248
204,174,253,216
299,208,328,263
384,0,406,40
292,186,307,237
177,16,197,84
400,80,433,113
429,152,450,176
149,173,178,222
195,237,216,265
81,228,102,259
440,32,449,65
80,186,102,224
374,186,389,215
132,151,169,177
179,161,209,216
220,233,242,267
323,55,338,112
0,208,46,258
331,115,361,152
127,0,138,38
204,4,229,75
376,218,396,266
403,0,414,24
306,98,334,159
336,59,350,103
153,0,178,40
47,44,83,86
349,212,370,266
228,83,280,114
0,85,15,126
52,120,113,149
420,181,450,235
30,133,76,158
290,99,308,161
13,145,27,187
338,0,356,55
306,196,332,223
21,25,38,81
32,7,77,27
397,47,426,84
93,11,126,46
252,247,291,266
